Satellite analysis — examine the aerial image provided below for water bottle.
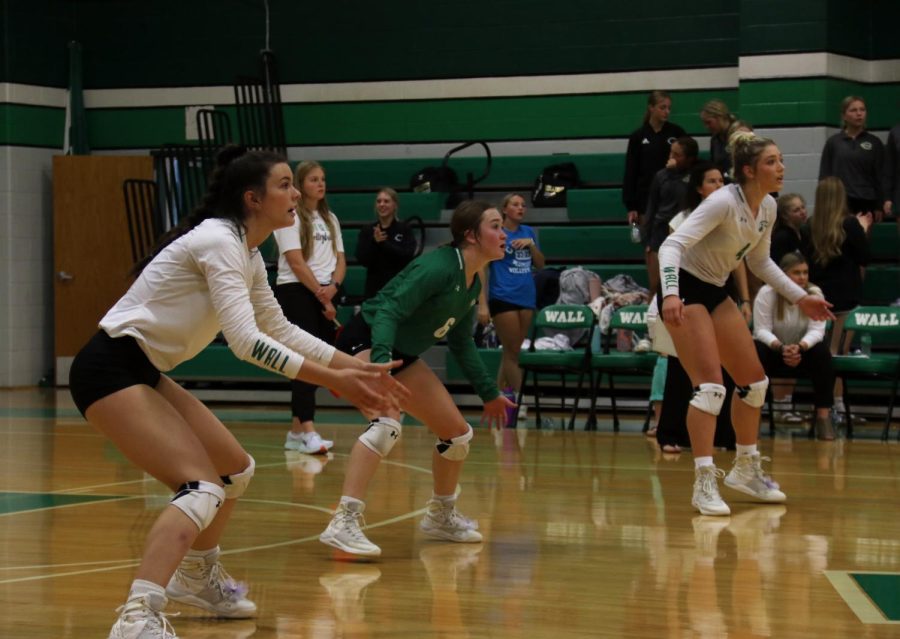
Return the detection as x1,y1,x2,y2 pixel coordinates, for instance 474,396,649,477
860,333,872,357
630,222,641,244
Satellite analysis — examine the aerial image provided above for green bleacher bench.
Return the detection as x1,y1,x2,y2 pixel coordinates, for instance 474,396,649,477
862,265,899,305
566,189,624,222
537,226,645,261
328,192,444,224
320,154,626,192
871,223,899,261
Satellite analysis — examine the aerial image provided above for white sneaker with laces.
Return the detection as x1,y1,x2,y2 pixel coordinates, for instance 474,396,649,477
166,550,257,618
692,465,731,516
109,591,179,639
284,431,333,454
319,501,382,556
724,453,786,503
419,499,483,542
634,338,652,353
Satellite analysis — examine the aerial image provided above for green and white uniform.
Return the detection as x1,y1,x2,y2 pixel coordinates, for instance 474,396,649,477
361,246,499,402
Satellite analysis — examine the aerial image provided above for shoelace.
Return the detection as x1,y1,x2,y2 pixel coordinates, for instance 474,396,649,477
115,602,179,638
339,509,370,541
207,562,249,602
737,455,779,489
696,467,726,500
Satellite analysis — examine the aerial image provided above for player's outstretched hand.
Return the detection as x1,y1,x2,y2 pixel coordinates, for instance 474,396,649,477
360,359,411,404
798,295,835,322
481,394,515,430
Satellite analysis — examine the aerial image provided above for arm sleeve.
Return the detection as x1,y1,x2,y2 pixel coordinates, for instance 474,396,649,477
355,224,376,266
248,253,336,365
656,196,729,298
751,287,780,347
622,132,641,211
192,230,308,379
819,137,835,180
800,317,826,348
745,239,807,304
367,261,448,364
332,215,345,253
446,304,500,402
872,137,887,205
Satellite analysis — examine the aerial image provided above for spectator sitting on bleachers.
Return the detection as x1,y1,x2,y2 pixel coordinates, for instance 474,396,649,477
623,90,686,295
477,193,545,422
771,193,807,265
355,187,417,300
753,251,835,440
700,100,737,177
801,176,872,425
819,95,887,217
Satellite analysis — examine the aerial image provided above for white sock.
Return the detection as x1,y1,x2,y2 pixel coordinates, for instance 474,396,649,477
128,579,165,600
339,496,365,509
432,493,456,505
185,546,219,560
834,398,846,412
736,444,758,457
694,456,714,469
287,431,304,440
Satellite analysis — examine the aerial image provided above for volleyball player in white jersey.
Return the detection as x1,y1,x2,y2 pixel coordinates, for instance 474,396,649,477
69,146,407,639
657,133,834,516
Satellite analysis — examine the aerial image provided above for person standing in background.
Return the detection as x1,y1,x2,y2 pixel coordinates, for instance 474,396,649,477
623,90,686,295
819,96,887,217
700,99,737,177
274,161,346,455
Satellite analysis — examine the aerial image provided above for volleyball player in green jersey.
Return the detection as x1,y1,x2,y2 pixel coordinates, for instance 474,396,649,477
320,200,516,556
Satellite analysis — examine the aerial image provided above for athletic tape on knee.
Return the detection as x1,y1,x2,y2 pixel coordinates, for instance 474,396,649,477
690,383,727,416
435,423,474,461
170,480,225,531
358,417,402,457
738,376,769,408
221,455,255,500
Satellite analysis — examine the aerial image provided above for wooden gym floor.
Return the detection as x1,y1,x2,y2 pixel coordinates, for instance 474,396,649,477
1,387,899,638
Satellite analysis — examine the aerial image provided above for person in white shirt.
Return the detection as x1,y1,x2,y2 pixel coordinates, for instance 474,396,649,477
658,132,833,516
753,251,835,440
69,147,407,639
273,161,346,455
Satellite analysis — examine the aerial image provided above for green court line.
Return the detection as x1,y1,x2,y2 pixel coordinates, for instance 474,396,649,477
825,570,900,624
0,492,124,516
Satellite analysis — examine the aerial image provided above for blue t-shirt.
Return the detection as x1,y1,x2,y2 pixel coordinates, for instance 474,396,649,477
488,225,538,308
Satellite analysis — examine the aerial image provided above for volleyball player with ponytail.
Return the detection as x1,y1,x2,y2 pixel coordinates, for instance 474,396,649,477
657,133,834,516
69,146,407,639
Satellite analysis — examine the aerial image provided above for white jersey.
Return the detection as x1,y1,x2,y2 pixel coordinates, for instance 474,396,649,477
274,210,344,285
658,184,806,303
753,284,826,348
100,218,335,378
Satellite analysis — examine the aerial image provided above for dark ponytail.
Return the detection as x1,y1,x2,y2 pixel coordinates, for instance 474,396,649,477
132,145,285,274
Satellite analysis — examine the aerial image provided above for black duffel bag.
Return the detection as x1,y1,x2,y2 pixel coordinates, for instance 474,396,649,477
531,162,580,207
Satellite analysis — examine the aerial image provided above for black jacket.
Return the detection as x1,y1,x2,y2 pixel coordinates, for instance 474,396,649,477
622,120,686,214
355,218,417,299
801,217,870,312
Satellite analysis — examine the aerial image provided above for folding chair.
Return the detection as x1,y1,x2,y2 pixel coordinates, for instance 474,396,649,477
516,304,595,430
587,305,658,432
831,306,900,440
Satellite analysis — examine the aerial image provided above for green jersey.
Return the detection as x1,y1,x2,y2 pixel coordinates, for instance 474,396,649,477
361,246,499,402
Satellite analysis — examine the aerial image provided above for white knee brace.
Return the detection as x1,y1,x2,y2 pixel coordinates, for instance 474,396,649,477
221,455,255,499
358,417,402,457
170,480,225,531
435,423,474,461
738,376,769,408
690,383,727,416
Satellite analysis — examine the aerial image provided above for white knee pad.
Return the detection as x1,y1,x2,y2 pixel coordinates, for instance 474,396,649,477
435,423,474,461
738,376,769,408
690,383,727,416
170,480,225,531
221,455,255,499
358,417,402,458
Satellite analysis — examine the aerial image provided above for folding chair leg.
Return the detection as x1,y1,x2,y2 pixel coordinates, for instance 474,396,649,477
883,378,899,441
533,370,543,429
584,371,598,431
766,388,776,438
609,375,619,432
569,370,587,431
843,377,853,439
642,401,653,433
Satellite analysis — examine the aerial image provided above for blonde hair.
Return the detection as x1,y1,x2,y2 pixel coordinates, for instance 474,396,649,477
809,176,848,266
729,132,776,186
839,95,866,129
642,90,671,124
374,187,399,218
774,251,820,321
294,161,339,261
500,193,526,215
700,99,736,132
